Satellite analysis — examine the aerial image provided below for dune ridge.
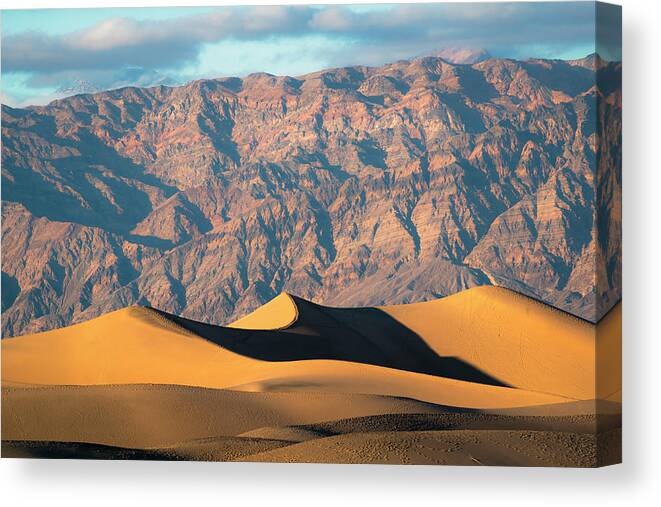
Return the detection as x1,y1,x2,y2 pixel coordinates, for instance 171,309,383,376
2,286,618,400
227,293,299,330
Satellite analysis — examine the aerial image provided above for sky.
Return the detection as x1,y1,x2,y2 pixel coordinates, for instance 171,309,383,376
0,2,621,107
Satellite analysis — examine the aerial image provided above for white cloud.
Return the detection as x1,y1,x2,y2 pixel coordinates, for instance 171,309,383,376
2,3,609,76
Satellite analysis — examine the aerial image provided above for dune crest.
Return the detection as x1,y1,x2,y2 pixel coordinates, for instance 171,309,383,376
227,293,299,330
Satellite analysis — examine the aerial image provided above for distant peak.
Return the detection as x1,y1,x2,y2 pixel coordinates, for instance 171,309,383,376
246,72,277,80
55,79,101,95
427,47,492,64
568,52,610,69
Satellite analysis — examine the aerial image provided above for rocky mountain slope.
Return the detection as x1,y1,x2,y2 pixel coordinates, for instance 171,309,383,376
1,54,621,336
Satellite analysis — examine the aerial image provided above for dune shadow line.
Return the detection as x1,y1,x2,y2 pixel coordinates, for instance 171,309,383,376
153,296,509,388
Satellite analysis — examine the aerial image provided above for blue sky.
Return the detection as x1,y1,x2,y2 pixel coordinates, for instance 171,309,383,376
0,3,621,107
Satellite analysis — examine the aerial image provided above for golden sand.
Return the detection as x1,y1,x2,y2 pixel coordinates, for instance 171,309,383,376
0,305,568,408
227,292,299,330
1,286,621,465
2,287,620,405
381,286,619,399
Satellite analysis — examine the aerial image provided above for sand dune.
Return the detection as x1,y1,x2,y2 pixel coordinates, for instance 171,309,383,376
2,287,619,401
380,286,616,399
2,385,619,448
227,293,299,330
1,286,621,465
0,351,570,409
595,303,622,400
1,383,620,465
2,428,622,467
237,428,621,467
1,384,448,448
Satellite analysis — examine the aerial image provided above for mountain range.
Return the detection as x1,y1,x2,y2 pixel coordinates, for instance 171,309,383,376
1,52,622,337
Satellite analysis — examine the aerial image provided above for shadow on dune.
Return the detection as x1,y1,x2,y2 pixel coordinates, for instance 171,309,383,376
153,296,508,387
1,440,177,461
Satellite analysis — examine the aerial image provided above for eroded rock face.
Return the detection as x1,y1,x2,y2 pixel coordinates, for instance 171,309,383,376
1,54,621,336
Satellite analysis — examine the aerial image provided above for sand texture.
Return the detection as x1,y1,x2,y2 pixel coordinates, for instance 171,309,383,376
1,286,621,466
